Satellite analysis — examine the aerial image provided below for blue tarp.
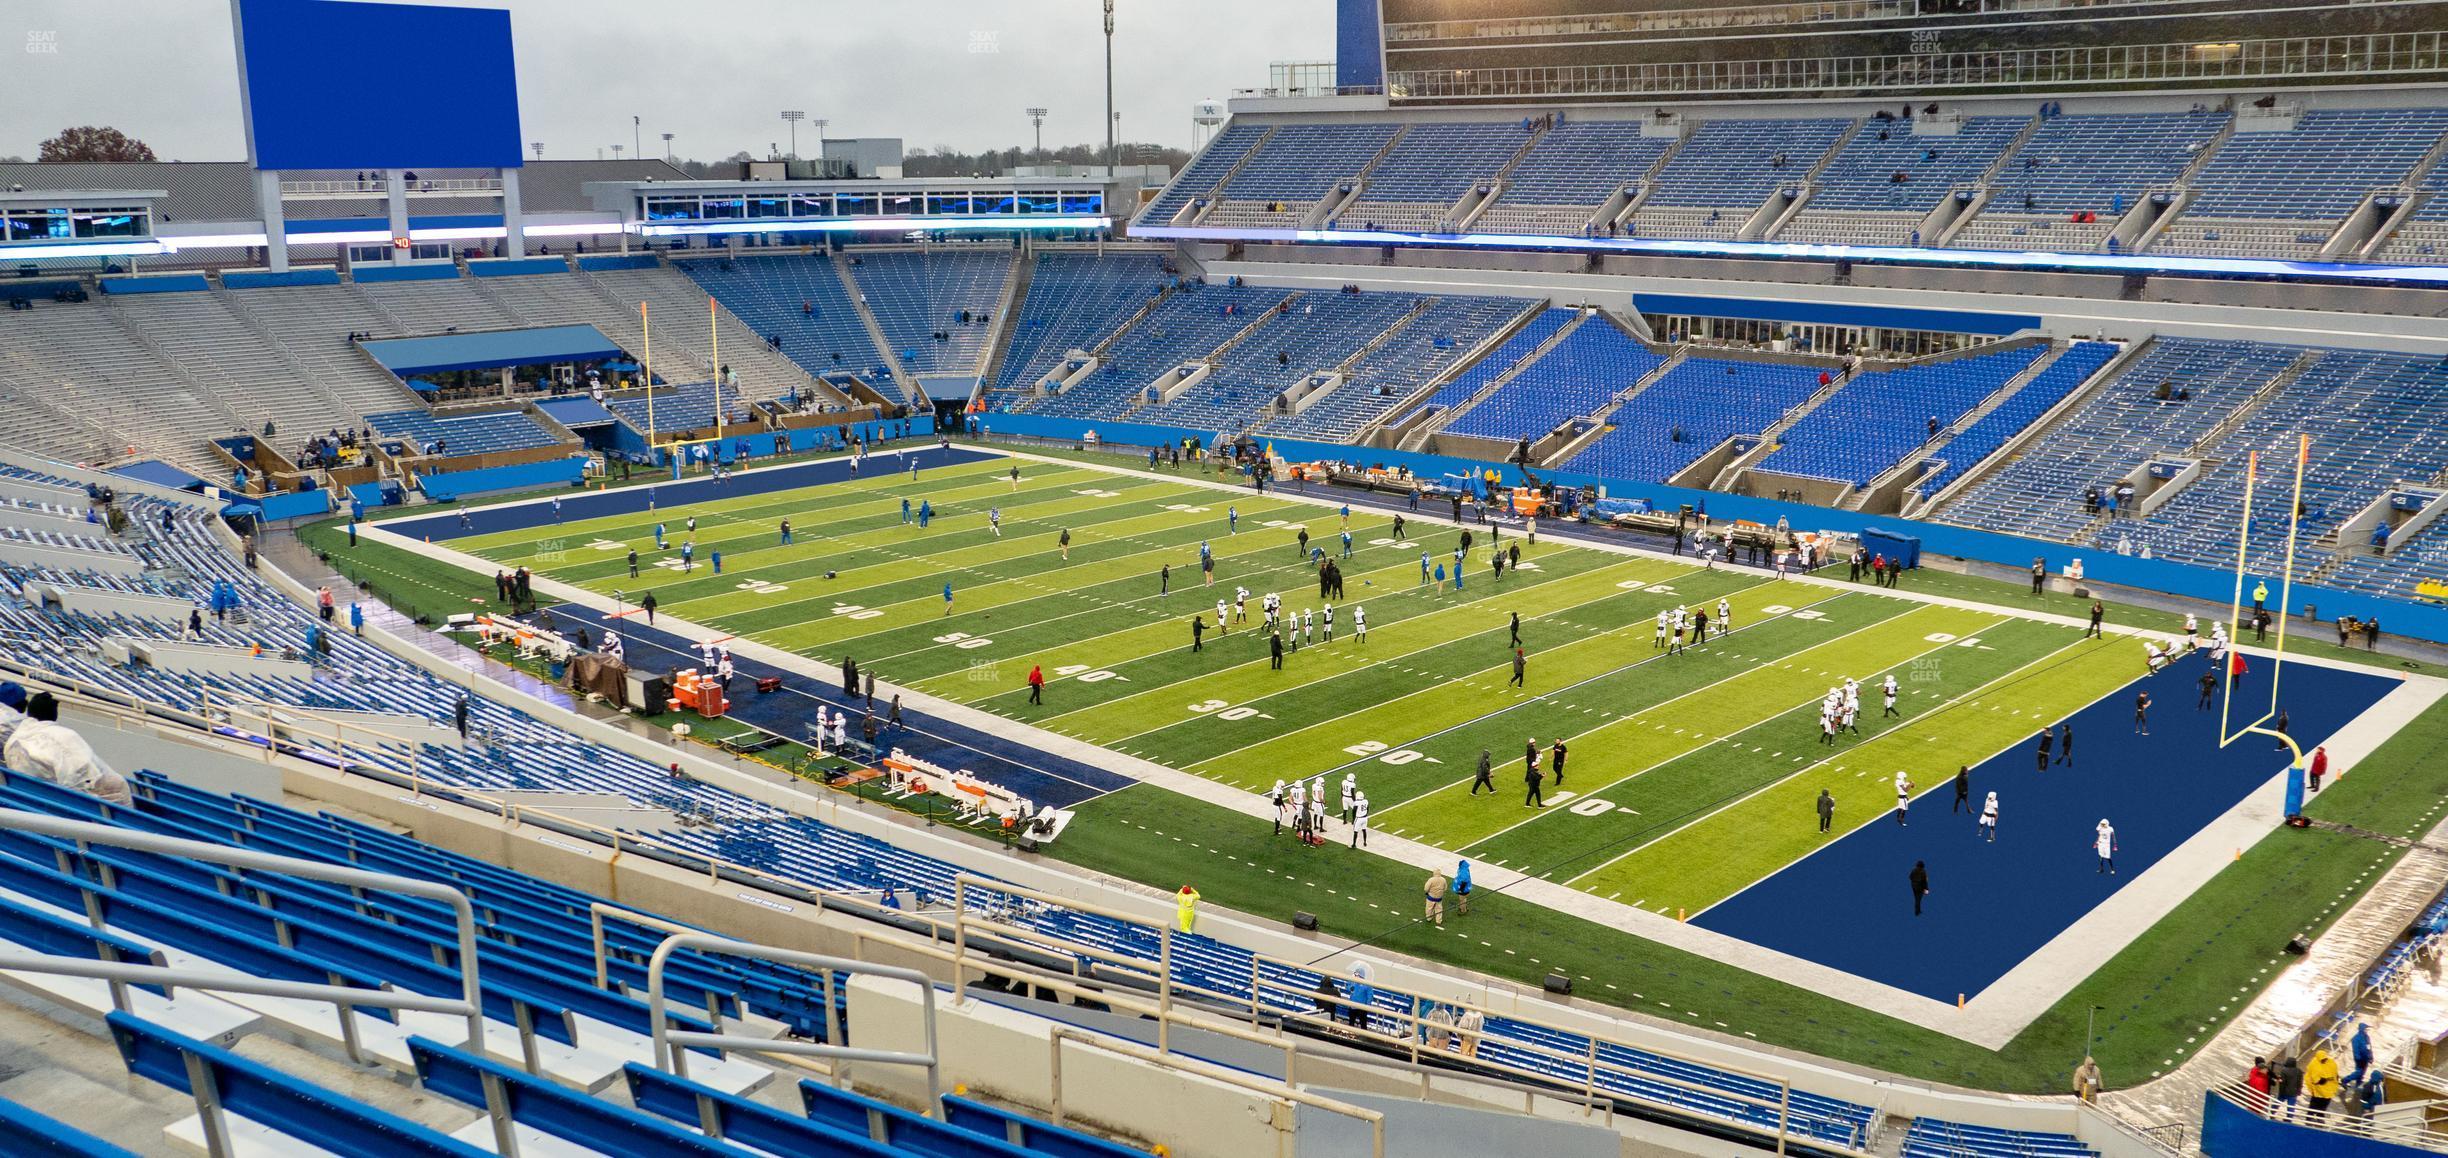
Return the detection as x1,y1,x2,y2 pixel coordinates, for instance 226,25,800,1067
255,489,333,521
362,325,624,376
108,460,208,492
535,397,617,428
99,275,209,295
469,257,571,278
350,263,463,284
222,269,342,289
418,457,588,502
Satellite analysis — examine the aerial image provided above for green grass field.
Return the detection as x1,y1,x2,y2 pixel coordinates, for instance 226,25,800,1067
320,447,2448,1093
443,453,2157,919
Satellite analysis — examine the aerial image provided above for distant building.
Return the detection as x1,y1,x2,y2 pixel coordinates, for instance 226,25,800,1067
822,139,905,180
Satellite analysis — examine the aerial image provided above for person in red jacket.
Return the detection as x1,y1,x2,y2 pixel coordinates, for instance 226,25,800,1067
1026,664,1045,705
2308,745,2329,793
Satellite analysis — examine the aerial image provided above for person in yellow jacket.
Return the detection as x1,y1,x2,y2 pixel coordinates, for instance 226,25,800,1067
2305,1047,2343,1115
1175,885,1201,934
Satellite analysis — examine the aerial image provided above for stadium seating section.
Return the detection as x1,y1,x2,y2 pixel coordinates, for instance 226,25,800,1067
1563,354,1826,483
1144,104,2448,262
1478,120,1675,236
1257,295,1538,441
677,254,905,398
842,248,1015,377
991,251,1170,394
1761,344,2046,487
365,408,561,456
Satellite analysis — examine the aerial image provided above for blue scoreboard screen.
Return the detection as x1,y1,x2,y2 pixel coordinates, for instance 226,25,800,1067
235,0,524,171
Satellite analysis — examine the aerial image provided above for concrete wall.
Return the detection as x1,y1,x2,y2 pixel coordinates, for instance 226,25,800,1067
847,974,1292,1158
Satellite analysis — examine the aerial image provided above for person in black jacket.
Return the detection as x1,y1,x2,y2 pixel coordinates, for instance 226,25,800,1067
1910,860,1930,916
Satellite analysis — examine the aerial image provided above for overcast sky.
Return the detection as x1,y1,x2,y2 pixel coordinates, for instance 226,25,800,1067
3,0,1329,162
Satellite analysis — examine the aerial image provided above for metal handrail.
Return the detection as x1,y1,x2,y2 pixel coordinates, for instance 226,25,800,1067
643,932,942,1112
0,809,488,1054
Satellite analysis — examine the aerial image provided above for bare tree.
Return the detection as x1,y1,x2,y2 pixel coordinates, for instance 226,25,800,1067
38,126,156,163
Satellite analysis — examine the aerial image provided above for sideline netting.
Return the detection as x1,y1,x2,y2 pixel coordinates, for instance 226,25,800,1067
2221,433,2311,815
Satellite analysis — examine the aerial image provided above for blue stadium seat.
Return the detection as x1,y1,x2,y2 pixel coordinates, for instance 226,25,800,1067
109,1012,488,1158
1443,320,1666,442
0,1094,142,1158
1763,345,2047,487
1564,355,1825,483
846,249,1015,376
1900,1116,2099,1158
365,408,559,456
993,252,1170,394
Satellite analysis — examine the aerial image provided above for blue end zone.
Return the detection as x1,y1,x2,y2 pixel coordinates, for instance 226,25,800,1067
1693,649,2399,1001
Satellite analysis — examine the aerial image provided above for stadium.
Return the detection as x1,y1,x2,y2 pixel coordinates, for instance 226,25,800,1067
4,0,2448,1154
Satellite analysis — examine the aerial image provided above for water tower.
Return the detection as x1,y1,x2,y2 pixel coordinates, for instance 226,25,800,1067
1192,99,1227,149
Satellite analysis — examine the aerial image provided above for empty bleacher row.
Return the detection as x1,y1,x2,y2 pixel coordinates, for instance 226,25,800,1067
1562,354,1825,483
2100,349,2448,578
1338,121,1533,232
1936,337,2302,543
1012,283,1289,421
1910,341,2122,502
1136,121,1269,227
599,383,759,438
2154,109,2448,261
1198,122,1401,230
1476,120,1674,237
1142,291,1423,431
1144,101,2448,260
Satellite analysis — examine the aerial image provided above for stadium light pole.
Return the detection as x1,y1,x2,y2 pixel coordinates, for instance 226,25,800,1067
632,115,641,161
531,142,544,161
781,110,805,159
1026,107,1048,165
661,132,675,161
1103,0,1116,173
813,119,830,166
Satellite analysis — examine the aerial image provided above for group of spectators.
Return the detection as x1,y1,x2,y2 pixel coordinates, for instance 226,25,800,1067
2244,1023,2389,1125
0,681,130,806
295,427,369,471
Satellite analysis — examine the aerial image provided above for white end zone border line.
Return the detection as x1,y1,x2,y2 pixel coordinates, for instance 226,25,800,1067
363,441,2447,1047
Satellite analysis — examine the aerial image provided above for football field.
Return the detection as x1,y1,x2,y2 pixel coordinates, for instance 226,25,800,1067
427,449,2404,1006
